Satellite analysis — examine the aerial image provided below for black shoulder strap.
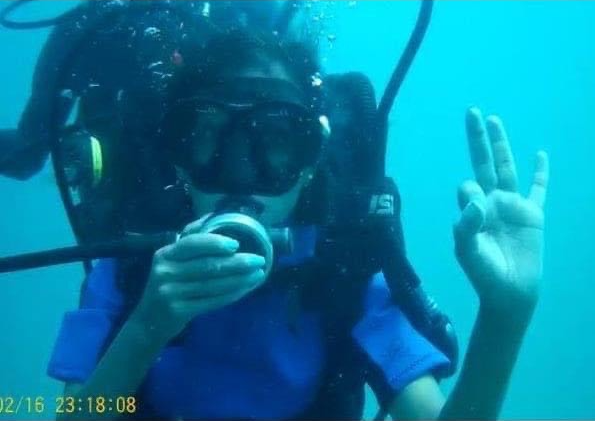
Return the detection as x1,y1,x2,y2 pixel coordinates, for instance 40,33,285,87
304,72,459,420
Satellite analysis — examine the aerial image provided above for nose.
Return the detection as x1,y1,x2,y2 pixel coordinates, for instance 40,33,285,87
219,133,257,190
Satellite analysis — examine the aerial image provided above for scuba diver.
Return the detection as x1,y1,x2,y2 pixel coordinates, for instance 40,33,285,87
0,1,550,420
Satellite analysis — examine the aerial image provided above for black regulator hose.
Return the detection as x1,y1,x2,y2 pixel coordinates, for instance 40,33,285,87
0,232,178,274
377,0,434,156
378,0,433,118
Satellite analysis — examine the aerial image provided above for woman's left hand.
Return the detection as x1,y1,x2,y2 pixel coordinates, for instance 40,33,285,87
453,108,550,319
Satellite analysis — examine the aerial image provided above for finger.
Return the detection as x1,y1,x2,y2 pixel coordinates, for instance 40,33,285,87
160,233,239,262
486,115,518,192
180,214,213,237
457,179,486,211
466,107,497,192
528,150,549,208
161,269,265,299
167,253,266,280
453,200,486,250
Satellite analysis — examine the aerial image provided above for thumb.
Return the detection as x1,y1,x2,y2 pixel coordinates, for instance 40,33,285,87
453,200,485,253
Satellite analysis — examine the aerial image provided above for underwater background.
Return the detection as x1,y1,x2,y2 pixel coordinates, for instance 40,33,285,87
0,1,593,419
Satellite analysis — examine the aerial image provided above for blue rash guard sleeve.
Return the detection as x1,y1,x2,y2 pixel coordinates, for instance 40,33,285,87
352,272,451,409
47,259,124,383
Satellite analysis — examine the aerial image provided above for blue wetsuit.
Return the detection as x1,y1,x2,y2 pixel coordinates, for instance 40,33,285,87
47,227,449,419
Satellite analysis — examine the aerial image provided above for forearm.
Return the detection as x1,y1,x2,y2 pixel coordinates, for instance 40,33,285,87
439,300,535,420
57,313,168,421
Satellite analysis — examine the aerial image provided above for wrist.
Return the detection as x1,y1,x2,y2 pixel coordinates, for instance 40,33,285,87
476,280,539,324
478,296,536,332
128,306,172,348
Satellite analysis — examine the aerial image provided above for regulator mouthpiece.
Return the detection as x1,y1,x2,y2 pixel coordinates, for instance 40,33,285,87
195,212,293,278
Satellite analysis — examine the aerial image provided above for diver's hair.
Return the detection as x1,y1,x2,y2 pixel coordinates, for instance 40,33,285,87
168,28,322,110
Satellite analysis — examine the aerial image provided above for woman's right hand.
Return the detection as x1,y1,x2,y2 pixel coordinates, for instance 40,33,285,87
132,223,267,343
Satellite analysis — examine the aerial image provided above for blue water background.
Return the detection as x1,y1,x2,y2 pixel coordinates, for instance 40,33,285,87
0,1,593,419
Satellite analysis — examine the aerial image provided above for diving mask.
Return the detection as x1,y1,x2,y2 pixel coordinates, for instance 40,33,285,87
162,77,330,196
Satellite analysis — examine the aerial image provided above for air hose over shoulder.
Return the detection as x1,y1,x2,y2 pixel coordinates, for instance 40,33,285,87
320,0,457,380
372,0,459,376
376,0,434,168
317,2,457,379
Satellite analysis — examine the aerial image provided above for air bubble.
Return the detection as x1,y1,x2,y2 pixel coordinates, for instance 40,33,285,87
311,73,323,87
201,2,211,18
148,61,164,70
60,89,73,100
144,27,161,37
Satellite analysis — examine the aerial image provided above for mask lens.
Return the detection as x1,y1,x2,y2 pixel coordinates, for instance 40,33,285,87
168,101,321,195
168,101,225,169
245,102,321,173
186,103,227,166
